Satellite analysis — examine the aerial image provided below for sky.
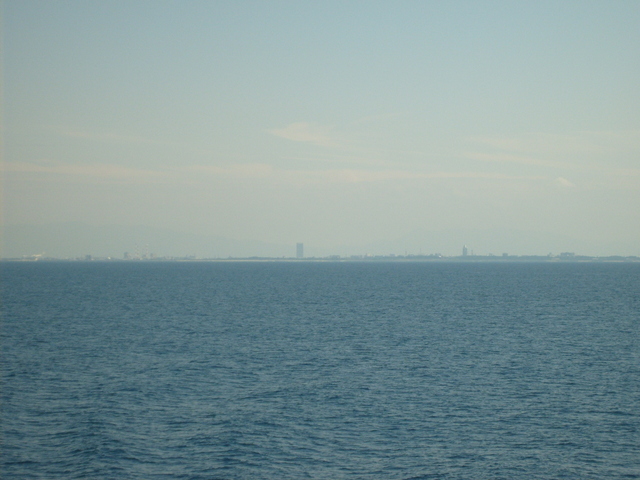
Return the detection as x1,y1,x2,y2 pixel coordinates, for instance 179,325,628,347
2,1,640,257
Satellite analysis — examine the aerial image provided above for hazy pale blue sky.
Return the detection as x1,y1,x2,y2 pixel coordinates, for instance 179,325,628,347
3,1,640,257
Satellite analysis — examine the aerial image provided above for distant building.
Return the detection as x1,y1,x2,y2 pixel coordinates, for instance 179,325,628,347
296,243,304,259
462,245,468,257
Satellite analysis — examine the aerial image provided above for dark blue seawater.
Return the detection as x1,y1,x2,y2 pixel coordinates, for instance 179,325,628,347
2,261,639,479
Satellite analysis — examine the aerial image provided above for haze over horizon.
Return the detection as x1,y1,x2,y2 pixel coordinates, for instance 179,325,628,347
3,1,639,258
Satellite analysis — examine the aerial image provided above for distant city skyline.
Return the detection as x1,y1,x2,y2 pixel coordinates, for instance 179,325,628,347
8,248,639,263
3,1,639,257
1,221,637,260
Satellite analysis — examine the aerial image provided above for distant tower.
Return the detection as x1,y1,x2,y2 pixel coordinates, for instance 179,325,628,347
296,243,304,259
462,245,468,257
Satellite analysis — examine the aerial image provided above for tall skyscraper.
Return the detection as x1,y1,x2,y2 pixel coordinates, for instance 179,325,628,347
296,243,304,259
462,245,468,256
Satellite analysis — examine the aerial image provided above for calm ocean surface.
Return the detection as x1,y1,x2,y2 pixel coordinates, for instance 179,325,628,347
2,261,639,479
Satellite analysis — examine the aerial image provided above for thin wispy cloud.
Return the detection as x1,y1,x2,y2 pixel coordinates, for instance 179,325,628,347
268,122,338,147
349,112,403,126
182,163,546,185
277,151,396,168
324,170,543,184
468,130,640,158
464,130,640,180
463,151,570,169
50,126,222,157
553,177,576,188
183,163,275,178
52,127,156,145
2,161,167,182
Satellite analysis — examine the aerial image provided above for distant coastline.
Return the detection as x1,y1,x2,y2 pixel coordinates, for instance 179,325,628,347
3,254,639,263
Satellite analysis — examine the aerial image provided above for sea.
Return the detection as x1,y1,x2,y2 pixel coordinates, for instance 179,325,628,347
1,261,639,479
